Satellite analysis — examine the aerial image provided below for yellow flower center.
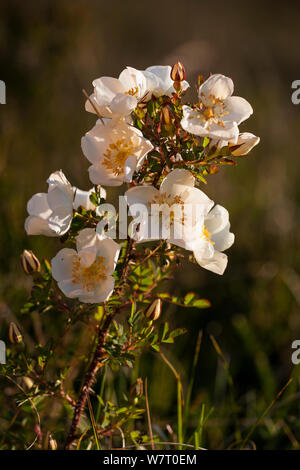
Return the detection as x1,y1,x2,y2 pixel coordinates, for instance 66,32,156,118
195,93,229,130
72,255,106,292
202,225,215,245
125,86,139,97
103,138,135,176
202,107,214,120
149,192,185,225
151,192,184,206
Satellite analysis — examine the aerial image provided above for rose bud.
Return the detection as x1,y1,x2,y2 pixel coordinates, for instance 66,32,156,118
43,432,57,450
20,249,40,274
130,377,143,398
8,322,23,344
160,105,172,125
229,133,260,156
21,376,34,390
144,299,162,321
49,434,57,451
170,62,186,82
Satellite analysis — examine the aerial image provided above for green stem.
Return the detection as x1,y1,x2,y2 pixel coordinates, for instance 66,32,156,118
95,363,107,423
177,381,183,450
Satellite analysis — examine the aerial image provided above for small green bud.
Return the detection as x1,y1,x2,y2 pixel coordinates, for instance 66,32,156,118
8,322,23,344
43,431,57,450
130,378,143,404
20,250,40,275
144,299,162,321
160,105,172,125
21,376,34,390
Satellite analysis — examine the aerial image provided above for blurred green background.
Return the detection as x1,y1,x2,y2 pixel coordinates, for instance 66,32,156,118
1,0,300,449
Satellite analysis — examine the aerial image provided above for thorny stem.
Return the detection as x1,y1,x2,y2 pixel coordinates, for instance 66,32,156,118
64,237,137,450
130,240,165,275
82,89,105,125
64,311,115,450
120,237,135,285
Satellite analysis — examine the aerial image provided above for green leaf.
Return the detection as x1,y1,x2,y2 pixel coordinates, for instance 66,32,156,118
192,299,211,308
202,136,210,148
89,191,99,206
184,292,196,305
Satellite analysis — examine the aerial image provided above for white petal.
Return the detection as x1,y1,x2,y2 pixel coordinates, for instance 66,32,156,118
27,193,51,218
125,186,159,210
181,106,239,140
181,80,190,93
73,188,95,211
168,237,192,251
93,76,125,97
230,132,260,156
76,228,99,253
124,156,137,182
205,121,239,140
142,70,162,96
47,186,73,213
25,215,55,236
195,249,228,275
81,123,108,165
192,238,215,259
160,169,195,193
47,170,72,193
79,276,115,304
169,223,207,252
145,65,172,96
205,204,229,235
93,76,126,116
146,65,172,82
99,187,107,199
85,93,102,115
88,164,123,186
110,93,137,115
171,184,214,214
78,249,97,267
57,280,83,299
145,65,189,97
51,248,77,282
224,96,253,125
211,223,235,252
96,238,121,275
48,211,72,236
199,74,233,105
119,67,147,98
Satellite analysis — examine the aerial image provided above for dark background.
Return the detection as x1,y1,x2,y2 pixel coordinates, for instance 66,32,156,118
1,0,300,449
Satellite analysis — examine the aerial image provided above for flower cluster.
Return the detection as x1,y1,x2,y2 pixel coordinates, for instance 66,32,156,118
25,63,259,304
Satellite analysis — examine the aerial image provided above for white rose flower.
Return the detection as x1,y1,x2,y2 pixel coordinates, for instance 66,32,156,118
25,170,102,237
229,132,260,156
85,67,149,118
211,132,260,156
51,228,120,303
142,65,189,98
193,204,234,275
81,119,153,186
181,74,253,141
125,169,214,251
85,65,189,118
